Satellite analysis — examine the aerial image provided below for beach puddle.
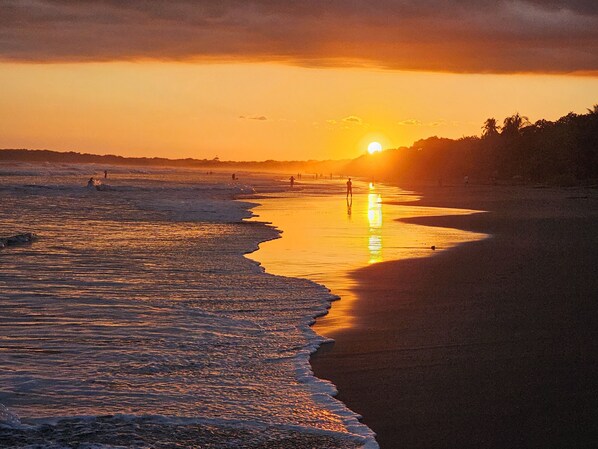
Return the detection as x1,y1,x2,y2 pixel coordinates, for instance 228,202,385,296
248,180,489,336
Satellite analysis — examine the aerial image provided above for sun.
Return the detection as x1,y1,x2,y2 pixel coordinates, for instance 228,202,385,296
367,141,382,154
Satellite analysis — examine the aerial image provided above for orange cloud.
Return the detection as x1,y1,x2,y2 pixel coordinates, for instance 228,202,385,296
398,119,450,127
240,115,268,121
398,119,423,126
342,116,363,124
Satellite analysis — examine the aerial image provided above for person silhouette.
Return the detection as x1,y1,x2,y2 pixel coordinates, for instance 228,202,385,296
346,178,353,197
87,177,95,188
104,170,108,179
290,176,295,188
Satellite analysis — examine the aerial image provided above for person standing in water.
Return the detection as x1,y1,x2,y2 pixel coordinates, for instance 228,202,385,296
104,170,108,179
290,176,295,188
346,178,353,198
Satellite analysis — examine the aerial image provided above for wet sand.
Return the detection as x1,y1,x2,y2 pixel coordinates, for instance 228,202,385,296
248,182,486,336
311,185,598,449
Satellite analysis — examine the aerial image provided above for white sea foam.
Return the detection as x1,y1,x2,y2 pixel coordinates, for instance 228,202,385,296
0,403,21,427
0,162,377,448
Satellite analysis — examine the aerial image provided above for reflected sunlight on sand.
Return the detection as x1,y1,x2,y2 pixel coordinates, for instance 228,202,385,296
248,180,489,336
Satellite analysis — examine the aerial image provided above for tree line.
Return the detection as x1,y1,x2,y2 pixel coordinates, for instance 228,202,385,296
347,105,598,186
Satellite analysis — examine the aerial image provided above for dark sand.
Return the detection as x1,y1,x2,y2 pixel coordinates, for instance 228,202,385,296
311,185,598,449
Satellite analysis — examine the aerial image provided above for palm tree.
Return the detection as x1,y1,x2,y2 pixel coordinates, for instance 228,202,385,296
587,104,598,115
501,113,530,137
482,118,499,138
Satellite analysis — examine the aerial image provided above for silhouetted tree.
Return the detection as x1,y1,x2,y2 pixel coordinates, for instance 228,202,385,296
481,118,500,138
501,113,530,138
345,105,598,185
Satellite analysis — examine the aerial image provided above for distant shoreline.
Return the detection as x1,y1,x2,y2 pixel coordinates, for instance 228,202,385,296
0,148,350,174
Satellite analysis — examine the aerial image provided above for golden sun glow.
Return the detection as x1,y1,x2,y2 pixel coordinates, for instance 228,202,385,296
0,63,595,160
368,141,382,154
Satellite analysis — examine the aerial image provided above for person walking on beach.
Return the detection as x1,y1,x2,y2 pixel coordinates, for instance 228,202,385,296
290,176,295,188
346,178,353,198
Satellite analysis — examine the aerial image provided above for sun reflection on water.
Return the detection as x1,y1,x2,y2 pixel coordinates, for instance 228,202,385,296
249,179,488,336
367,189,383,264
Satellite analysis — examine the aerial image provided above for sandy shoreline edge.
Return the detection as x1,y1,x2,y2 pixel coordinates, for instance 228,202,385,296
311,184,598,449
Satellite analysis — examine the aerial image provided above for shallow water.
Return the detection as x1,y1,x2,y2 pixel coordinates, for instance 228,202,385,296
248,180,488,335
0,164,373,448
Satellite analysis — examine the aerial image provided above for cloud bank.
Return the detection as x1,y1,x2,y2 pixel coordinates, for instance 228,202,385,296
1,0,597,74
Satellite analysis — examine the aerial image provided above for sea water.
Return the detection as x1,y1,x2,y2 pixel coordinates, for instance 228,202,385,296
0,163,374,449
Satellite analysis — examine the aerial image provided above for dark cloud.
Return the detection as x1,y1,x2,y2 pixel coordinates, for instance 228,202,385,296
1,0,597,74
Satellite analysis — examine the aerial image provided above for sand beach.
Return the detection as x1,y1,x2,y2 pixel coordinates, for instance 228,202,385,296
311,184,598,448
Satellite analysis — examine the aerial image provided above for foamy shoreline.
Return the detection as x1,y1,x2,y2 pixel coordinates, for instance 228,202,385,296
0,165,373,448
247,179,488,448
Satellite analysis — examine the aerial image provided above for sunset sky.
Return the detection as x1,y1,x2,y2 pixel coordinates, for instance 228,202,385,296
1,0,597,160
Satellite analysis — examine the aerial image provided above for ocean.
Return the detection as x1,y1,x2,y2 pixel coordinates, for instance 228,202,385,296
0,164,375,449
0,163,486,449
